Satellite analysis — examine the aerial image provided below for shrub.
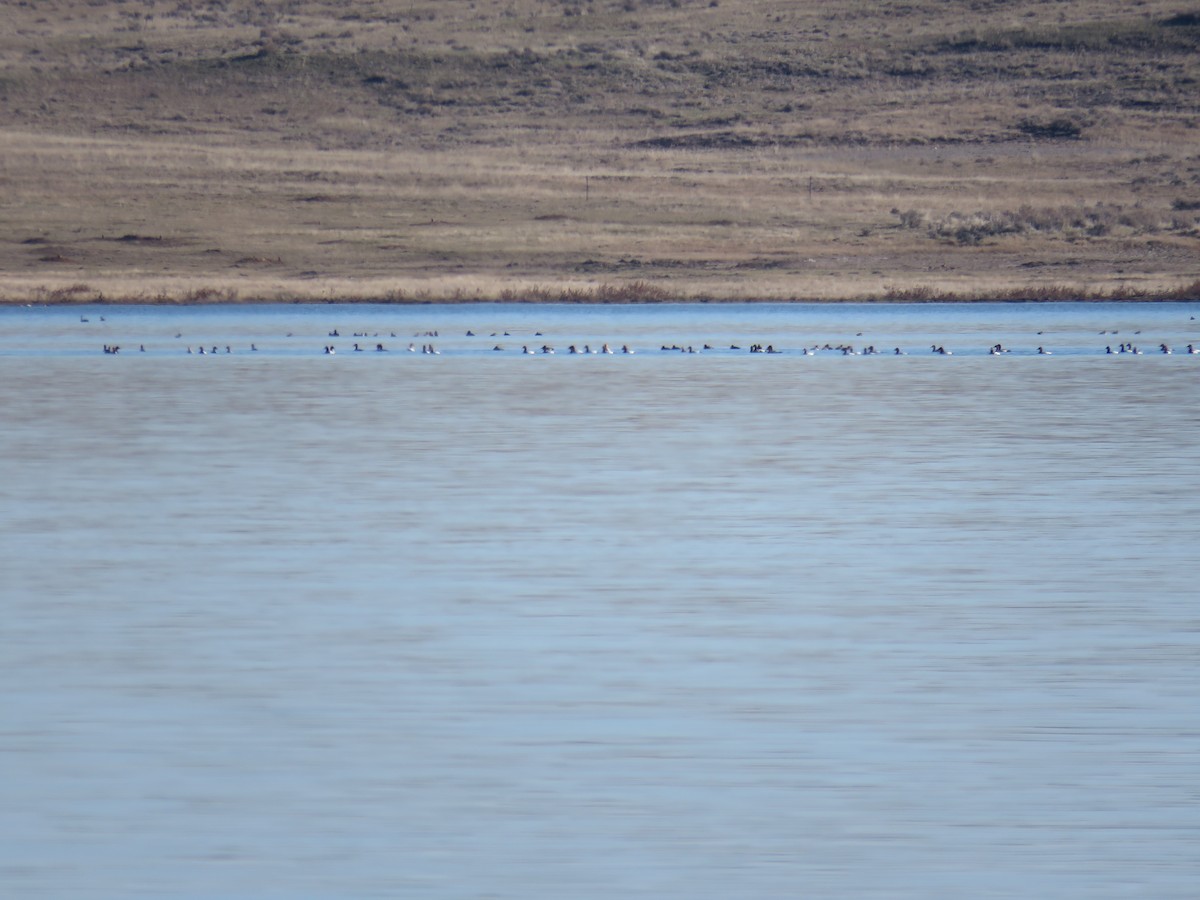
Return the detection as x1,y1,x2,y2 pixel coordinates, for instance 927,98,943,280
1016,117,1083,140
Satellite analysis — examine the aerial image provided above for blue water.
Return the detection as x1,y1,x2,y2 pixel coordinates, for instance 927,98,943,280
2,303,1198,898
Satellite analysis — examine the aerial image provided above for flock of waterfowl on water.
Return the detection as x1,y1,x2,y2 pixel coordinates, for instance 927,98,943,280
74,315,1200,358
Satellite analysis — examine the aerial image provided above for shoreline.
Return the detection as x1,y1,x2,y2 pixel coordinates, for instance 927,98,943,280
7,281,1199,306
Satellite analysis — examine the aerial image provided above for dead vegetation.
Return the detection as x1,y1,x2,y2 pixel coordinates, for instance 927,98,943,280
1,0,1198,302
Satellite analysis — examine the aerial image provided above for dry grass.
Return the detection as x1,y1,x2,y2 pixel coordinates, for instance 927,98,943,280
1,0,1198,303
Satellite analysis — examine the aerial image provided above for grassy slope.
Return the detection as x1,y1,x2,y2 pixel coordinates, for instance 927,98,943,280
0,0,1197,302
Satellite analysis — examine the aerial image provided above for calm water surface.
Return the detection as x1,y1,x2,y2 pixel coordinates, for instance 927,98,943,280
2,303,1198,898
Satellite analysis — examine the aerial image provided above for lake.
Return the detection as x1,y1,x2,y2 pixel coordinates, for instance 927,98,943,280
2,302,1198,898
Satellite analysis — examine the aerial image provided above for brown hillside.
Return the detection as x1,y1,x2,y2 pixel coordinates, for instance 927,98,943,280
1,0,1197,302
